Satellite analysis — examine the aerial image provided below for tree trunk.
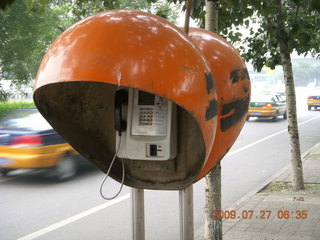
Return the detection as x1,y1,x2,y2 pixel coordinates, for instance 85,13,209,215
205,0,218,33
205,163,222,240
204,1,222,240
275,0,304,191
279,42,304,191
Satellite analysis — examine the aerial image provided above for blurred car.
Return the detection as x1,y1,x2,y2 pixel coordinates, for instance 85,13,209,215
307,88,320,110
0,107,88,180
274,91,286,101
272,84,286,101
247,93,287,121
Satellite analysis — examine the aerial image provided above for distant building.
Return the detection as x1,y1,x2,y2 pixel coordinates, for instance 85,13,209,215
250,73,277,90
246,65,285,95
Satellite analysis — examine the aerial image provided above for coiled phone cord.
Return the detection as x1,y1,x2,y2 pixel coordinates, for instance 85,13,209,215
99,134,125,200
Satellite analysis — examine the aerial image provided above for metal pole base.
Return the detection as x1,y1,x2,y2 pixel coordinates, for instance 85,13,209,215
179,185,194,240
132,188,145,240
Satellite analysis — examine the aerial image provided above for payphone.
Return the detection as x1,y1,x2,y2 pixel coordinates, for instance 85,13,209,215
115,88,177,161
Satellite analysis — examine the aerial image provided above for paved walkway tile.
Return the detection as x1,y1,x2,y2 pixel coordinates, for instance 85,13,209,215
221,191,320,240
196,143,320,240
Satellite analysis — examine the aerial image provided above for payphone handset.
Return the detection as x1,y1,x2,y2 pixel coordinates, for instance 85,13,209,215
115,88,177,161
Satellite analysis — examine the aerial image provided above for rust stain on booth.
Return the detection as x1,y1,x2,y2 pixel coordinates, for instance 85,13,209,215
230,68,250,84
220,96,250,132
205,72,215,94
205,99,218,121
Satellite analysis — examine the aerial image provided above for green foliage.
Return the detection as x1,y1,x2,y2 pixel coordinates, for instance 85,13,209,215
0,0,179,96
66,0,121,20
0,0,15,10
67,0,178,23
155,0,206,26
0,88,11,102
0,101,35,116
3,0,319,75
0,0,73,86
163,0,320,72
238,0,320,71
151,0,179,23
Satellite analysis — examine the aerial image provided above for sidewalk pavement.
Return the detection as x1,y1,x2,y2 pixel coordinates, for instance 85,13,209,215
196,143,320,240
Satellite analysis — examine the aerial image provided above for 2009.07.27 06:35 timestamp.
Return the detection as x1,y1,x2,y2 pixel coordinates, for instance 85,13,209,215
212,210,308,220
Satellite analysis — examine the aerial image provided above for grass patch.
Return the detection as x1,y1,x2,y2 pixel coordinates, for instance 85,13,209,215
0,101,35,116
260,182,320,195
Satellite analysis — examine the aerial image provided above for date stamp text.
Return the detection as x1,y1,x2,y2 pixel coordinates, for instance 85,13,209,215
211,210,308,220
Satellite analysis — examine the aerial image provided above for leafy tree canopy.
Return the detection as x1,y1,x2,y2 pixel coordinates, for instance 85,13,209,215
0,0,15,11
3,0,319,97
0,0,72,84
0,0,179,101
156,0,320,71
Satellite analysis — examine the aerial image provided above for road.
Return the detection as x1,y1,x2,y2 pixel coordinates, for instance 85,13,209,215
1,87,320,240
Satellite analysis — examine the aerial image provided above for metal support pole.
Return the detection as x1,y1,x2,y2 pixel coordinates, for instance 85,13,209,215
131,188,145,240
179,185,194,240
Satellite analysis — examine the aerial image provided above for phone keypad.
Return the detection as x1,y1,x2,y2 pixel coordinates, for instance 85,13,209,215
138,107,153,126
132,91,168,136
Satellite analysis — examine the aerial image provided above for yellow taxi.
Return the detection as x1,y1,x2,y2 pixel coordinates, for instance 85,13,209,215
247,92,287,121
307,88,320,110
0,108,87,180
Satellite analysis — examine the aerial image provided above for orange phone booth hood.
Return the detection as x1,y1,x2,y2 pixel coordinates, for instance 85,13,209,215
33,10,219,190
188,28,251,180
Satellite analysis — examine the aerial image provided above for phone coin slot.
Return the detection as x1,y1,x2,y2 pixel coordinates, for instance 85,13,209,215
149,144,158,156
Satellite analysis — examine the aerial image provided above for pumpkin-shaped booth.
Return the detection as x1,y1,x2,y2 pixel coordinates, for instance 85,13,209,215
33,10,219,190
187,28,251,180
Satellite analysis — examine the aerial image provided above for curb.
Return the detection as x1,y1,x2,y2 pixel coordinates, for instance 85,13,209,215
225,141,320,211
194,141,320,239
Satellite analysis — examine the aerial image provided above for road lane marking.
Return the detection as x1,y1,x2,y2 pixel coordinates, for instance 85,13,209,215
7,115,320,239
17,193,130,240
227,114,320,157
225,141,320,212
